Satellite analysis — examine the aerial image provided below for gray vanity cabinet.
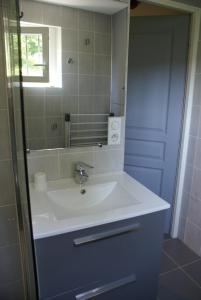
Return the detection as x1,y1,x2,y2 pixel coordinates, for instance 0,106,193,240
35,211,165,300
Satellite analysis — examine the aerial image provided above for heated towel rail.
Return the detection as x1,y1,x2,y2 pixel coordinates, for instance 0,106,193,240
64,113,114,148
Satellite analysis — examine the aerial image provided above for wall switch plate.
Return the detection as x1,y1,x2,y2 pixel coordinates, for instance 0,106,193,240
108,117,121,145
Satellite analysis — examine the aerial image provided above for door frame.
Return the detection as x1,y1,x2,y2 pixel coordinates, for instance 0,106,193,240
132,0,201,237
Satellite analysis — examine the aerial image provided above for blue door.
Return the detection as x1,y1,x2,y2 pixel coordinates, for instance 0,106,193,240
124,16,190,233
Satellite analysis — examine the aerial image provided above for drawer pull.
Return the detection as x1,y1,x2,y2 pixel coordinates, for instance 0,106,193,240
73,223,140,246
75,274,136,300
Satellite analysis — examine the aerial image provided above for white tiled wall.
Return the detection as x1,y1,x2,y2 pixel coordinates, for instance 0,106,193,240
21,0,112,150
22,2,128,186
27,144,125,182
27,115,125,181
111,8,128,116
178,22,201,256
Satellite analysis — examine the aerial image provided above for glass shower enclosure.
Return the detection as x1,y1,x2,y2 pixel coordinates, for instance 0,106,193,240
0,0,38,298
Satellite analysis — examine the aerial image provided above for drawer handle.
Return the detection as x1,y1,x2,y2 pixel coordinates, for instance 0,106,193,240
75,274,136,300
73,223,140,246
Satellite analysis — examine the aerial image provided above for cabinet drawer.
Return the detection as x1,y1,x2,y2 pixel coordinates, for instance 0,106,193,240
46,273,156,300
36,211,164,299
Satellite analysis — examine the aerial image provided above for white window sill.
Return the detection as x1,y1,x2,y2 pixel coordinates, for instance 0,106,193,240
22,82,62,88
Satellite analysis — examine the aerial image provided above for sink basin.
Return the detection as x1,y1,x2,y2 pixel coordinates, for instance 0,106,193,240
47,181,139,220
30,172,170,239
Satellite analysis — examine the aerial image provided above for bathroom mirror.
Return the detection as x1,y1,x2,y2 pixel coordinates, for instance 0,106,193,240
20,0,129,150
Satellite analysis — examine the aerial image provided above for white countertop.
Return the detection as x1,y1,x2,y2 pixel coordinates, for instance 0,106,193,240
30,171,170,239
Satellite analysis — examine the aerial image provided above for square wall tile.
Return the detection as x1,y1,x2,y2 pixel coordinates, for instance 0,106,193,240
79,31,94,53
62,51,78,74
92,96,110,113
94,149,124,174
0,75,7,109
95,33,111,55
59,151,94,178
62,74,78,96
187,196,201,229
187,136,196,165
79,53,94,75
21,0,44,24
184,220,201,256
196,42,201,74
0,280,24,300
111,103,121,116
61,6,78,29
45,96,62,117
193,75,201,106
0,205,18,247
94,13,111,33
183,164,193,194
0,160,15,206
45,117,63,138
26,117,45,139
62,29,78,52
191,168,201,201
27,138,46,151
24,96,45,117
79,10,94,31
23,87,45,98
190,105,200,136
28,154,59,181
194,139,201,169
45,87,62,97
95,55,111,75
45,137,64,149
79,75,93,95
94,76,111,95
0,110,11,160
43,2,61,26
79,96,94,114
62,95,78,114
0,244,22,285
180,191,190,219
178,216,187,241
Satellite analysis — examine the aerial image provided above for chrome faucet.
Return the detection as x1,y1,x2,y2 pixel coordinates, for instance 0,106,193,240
74,161,94,185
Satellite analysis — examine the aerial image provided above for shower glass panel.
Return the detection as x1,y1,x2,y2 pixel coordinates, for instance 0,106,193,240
1,0,38,298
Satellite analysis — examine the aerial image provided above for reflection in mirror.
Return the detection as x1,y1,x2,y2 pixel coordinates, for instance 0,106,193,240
20,0,129,150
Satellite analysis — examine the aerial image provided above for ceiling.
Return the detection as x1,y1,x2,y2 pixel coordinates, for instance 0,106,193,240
33,0,129,14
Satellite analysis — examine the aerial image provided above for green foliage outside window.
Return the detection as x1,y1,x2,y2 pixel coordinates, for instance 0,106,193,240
20,33,43,77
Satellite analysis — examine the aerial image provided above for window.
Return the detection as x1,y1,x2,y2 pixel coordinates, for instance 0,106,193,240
20,27,49,83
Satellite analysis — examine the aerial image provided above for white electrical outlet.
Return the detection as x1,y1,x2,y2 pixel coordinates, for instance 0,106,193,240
108,117,121,145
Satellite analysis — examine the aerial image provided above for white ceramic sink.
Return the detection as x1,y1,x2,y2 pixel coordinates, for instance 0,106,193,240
47,181,138,220
30,172,170,239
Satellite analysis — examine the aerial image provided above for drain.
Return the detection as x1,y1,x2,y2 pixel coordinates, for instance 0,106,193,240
80,188,86,194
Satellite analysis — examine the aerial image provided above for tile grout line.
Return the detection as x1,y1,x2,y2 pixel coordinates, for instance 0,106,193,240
179,266,201,290
162,249,201,289
162,250,181,267
180,258,201,268
160,266,179,277
163,248,201,269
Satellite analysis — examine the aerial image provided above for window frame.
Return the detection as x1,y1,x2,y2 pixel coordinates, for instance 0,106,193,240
20,26,49,83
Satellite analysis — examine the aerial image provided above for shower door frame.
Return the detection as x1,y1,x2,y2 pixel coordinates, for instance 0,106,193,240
1,0,39,298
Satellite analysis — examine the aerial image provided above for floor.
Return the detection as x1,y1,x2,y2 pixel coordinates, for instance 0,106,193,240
158,237,201,300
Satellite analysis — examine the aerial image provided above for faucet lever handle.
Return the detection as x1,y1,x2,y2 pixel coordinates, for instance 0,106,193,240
76,161,94,170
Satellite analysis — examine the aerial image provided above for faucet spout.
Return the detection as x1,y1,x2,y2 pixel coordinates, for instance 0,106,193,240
74,161,94,185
